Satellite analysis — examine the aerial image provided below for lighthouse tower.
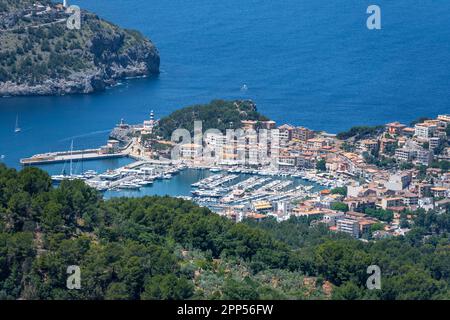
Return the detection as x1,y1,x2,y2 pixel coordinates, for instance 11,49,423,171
150,110,155,124
143,110,157,134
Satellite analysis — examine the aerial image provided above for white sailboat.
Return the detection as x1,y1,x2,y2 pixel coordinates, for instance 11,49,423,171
14,115,21,133
51,140,83,181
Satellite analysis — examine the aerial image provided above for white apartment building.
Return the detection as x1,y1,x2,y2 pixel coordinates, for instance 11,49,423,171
385,172,412,191
402,193,419,207
415,123,437,139
415,150,433,166
179,143,202,160
336,218,360,238
429,137,441,151
395,148,416,162
323,212,345,226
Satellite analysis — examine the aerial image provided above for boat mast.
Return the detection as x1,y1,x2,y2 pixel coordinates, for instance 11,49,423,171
69,140,73,177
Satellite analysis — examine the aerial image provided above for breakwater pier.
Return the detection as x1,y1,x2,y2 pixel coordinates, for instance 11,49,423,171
20,148,128,166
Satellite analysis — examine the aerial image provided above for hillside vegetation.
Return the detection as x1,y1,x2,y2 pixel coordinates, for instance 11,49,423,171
0,0,159,96
0,164,450,300
154,100,270,140
336,125,385,141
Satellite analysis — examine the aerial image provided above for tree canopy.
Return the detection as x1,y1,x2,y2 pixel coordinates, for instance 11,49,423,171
154,100,269,140
0,164,449,300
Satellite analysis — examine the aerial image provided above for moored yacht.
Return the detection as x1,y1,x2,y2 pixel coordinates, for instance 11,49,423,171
137,178,154,186
118,181,141,189
51,174,84,182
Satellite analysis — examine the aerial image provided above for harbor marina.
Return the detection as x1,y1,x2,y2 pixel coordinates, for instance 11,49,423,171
33,154,333,216
21,137,351,218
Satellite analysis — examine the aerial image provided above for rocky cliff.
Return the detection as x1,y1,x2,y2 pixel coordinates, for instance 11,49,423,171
0,0,160,96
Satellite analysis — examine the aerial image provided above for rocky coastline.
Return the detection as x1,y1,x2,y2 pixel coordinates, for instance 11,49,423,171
0,1,160,97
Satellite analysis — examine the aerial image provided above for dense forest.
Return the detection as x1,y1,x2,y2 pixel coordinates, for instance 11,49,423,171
154,100,270,140
0,164,449,300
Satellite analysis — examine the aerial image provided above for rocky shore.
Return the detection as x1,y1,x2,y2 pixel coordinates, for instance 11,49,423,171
0,1,160,97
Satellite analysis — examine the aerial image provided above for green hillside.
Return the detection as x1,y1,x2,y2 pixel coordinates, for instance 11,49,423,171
0,0,159,96
0,164,449,300
154,99,270,140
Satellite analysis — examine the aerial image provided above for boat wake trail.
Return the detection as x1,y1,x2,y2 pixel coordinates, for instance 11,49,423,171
59,130,111,142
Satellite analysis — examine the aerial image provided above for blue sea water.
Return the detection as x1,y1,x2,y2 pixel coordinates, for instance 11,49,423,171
1,0,450,170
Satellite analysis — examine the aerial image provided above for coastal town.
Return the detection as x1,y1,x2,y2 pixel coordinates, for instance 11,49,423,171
2,0,450,303
21,101,450,242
